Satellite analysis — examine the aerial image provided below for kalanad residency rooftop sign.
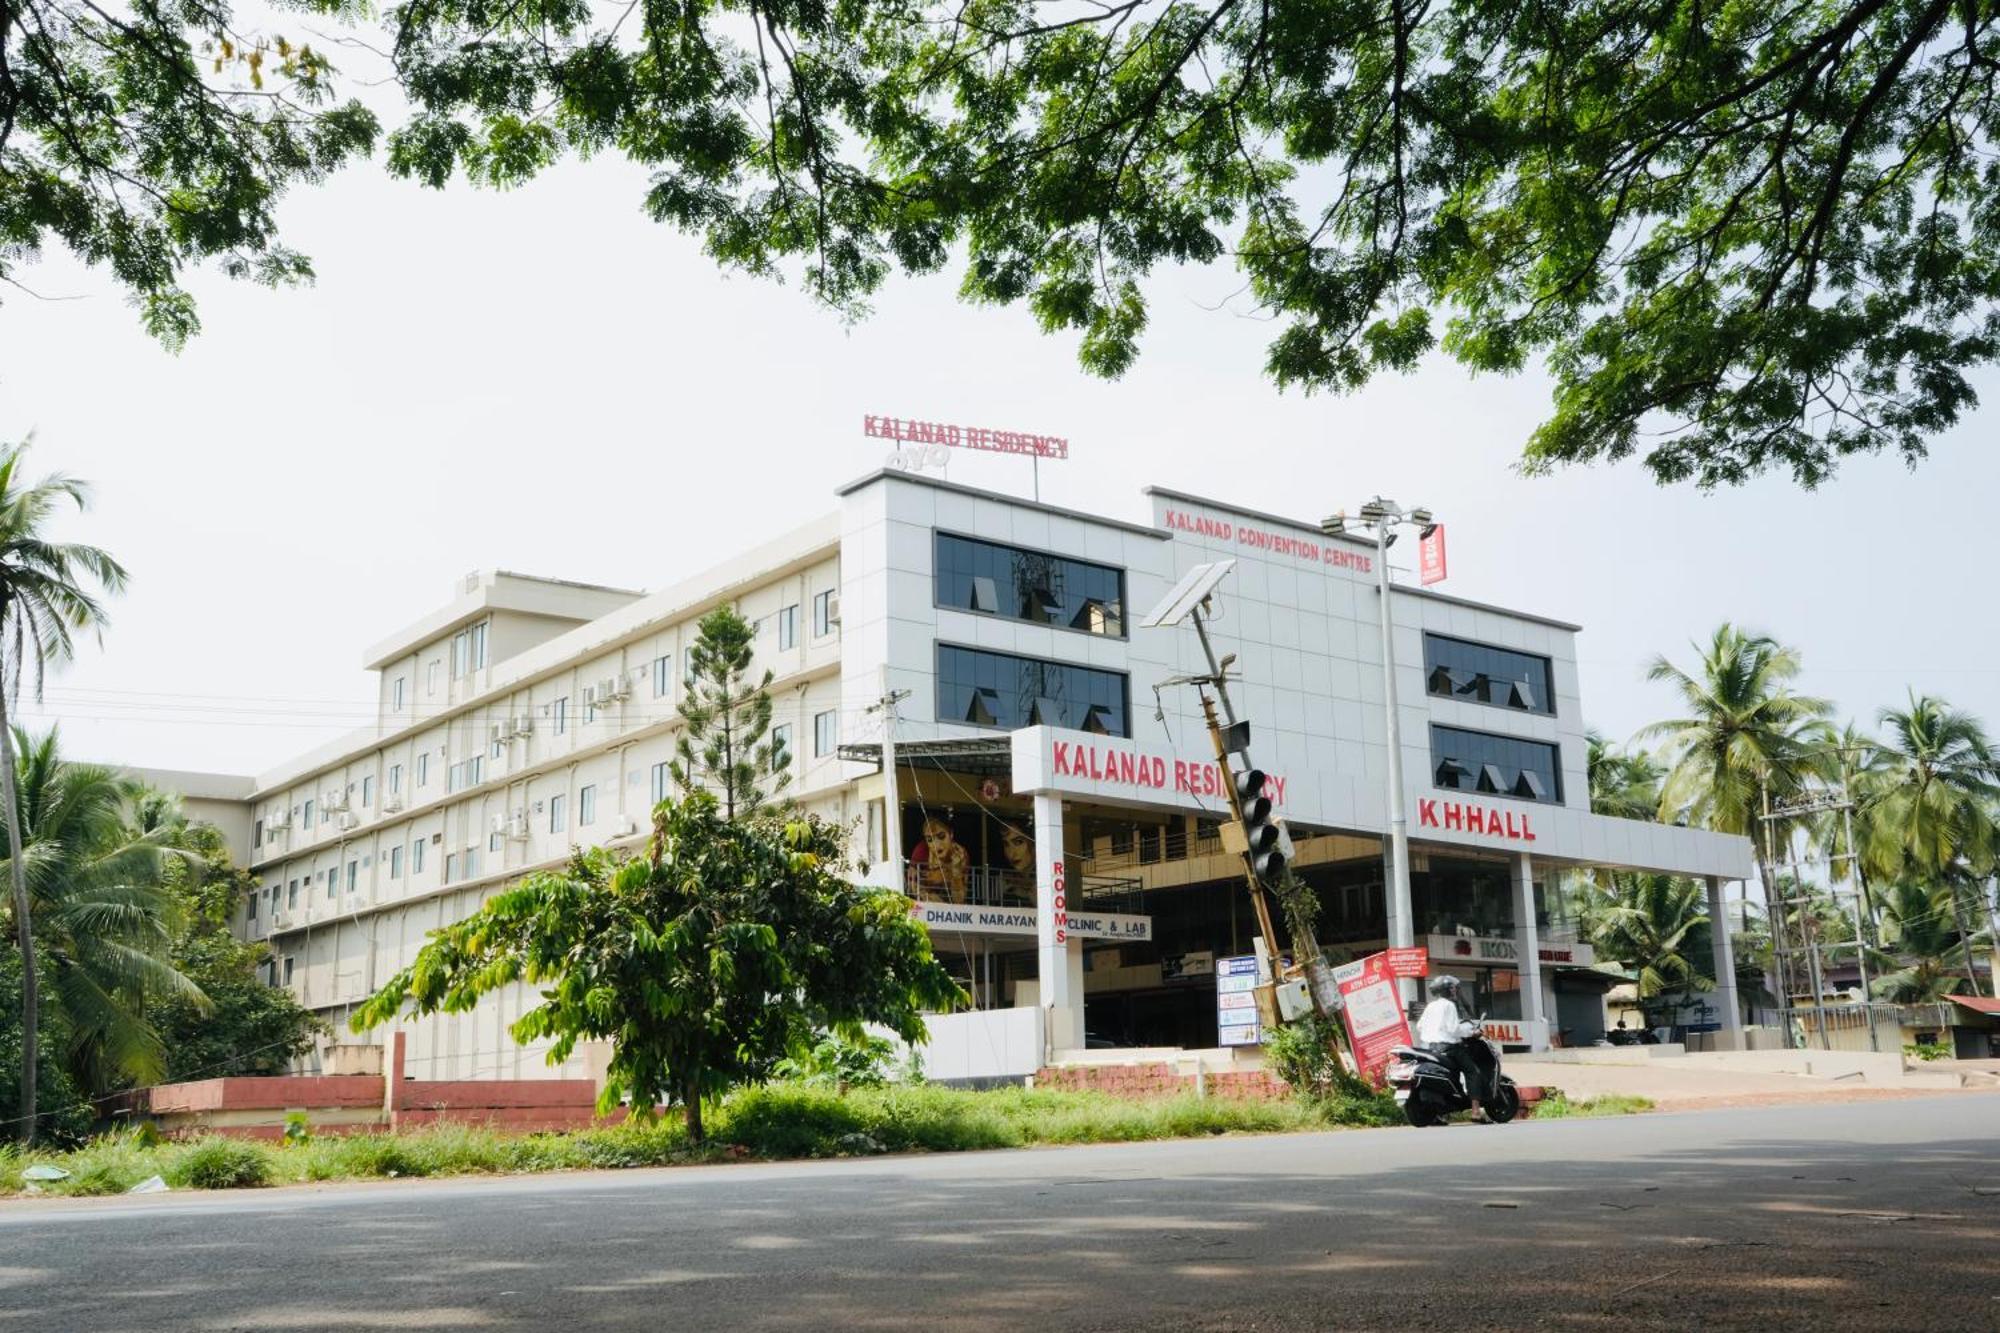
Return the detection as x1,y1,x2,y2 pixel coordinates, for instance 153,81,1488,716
864,415,1070,460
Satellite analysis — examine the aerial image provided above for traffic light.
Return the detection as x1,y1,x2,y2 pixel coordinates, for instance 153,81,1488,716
1228,766,1292,882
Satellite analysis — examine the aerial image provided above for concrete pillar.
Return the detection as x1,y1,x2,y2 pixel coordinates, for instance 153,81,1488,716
1707,876,1742,1042
1513,852,1549,1051
1034,794,1081,1059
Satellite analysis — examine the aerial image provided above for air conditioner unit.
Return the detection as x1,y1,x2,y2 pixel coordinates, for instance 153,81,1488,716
510,712,534,737
265,816,291,835
825,593,841,625
323,791,351,814
337,812,359,831
488,814,509,837
612,815,639,838
487,722,507,749
598,675,628,703
382,796,404,814
271,910,294,931
505,812,530,841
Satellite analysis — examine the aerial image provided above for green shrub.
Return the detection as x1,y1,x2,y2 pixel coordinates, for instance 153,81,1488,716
171,1138,273,1189
1530,1092,1653,1119
1904,1040,1951,1063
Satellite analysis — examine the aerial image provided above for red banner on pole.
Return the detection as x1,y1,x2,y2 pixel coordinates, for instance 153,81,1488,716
1334,952,1414,1086
1418,523,1448,586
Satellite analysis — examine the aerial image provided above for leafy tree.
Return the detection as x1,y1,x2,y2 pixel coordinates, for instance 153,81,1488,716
1871,880,1971,1005
672,606,790,821
0,445,127,1142
148,816,324,1082
1591,874,1714,1015
1640,625,1831,837
3,728,203,1115
0,0,379,346
353,793,962,1141
358,1,2000,487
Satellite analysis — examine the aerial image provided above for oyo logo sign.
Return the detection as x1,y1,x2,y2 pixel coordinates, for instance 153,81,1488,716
1418,798,1537,842
1051,859,1068,944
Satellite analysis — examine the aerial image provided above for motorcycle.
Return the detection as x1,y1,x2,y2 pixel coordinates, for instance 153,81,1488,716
1386,1029,1521,1127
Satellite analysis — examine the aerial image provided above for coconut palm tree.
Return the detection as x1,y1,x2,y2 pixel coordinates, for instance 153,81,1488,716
0,443,127,1142
7,730,205,1101
1639,625,1832,836
1863,694,2000,993
1592,875,1715,1016
1586,730,1663,821
1870,881,1971,1004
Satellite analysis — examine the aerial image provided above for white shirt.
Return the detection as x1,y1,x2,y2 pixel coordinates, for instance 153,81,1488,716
1417,997,1480,1045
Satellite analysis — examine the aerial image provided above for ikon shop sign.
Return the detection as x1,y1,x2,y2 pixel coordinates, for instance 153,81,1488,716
1417,798,1538,843
1425,934,1596,968
907,900,1152,943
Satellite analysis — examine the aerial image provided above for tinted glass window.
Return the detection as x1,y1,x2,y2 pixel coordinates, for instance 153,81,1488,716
935,532,1126,636
1430,725,1563,803
1423,634,1555,716
938,645,1130,737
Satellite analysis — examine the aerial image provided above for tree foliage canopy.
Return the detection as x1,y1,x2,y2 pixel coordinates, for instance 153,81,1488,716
0,0,379,346
14,3,2000,484
353,793,961,1140
672,605,789,821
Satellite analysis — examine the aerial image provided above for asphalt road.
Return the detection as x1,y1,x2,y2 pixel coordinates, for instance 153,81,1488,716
3,1095,1996,1331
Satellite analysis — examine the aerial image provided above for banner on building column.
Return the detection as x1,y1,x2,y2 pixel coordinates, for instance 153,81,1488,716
1418,523,1448,586
1334,952,1413,1085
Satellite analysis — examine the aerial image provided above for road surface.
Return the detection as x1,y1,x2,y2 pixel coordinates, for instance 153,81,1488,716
3,1095,1995,1330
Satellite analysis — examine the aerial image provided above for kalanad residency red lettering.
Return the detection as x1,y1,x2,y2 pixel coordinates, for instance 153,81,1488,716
865,414,1069,459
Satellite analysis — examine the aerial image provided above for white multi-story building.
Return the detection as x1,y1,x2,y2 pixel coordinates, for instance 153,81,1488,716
165,470,1753,1082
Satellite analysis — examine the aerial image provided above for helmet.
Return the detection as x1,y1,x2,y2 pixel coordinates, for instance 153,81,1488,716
1427,974,1462,1001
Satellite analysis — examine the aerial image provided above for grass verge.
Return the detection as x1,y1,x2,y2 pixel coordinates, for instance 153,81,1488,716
1528,1091,1654,1119
0,1083,1403,1198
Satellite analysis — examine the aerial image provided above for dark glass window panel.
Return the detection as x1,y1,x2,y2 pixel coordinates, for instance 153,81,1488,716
1429,725,1563,805
935,533,1127,637
1421,634,1556,717
937,644,1130,737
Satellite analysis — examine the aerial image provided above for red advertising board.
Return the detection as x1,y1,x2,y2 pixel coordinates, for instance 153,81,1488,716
1418,523,1447,586
1334,952,1413,1086
1384,946,1430,979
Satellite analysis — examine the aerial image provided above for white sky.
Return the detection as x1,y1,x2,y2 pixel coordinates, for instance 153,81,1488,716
2,152,1995,779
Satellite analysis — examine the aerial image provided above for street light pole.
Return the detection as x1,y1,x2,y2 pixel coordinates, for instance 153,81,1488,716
1324,499,1432,1012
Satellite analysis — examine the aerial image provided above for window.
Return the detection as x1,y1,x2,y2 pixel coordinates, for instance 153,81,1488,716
650,761,670,805
813,589,836,638
491,732,504,761
416,753,430,787
247,891,259,922
346,861,359,893
935,644,1131,737
392,676,406,712
813,710,839,757
389,845,403,879
1423,634,1556,717
771,724,792,770
464,846,479,878
390,763,403,796
427,659,440,696
410,839,425,874
445,852,459,884
683,645,697,685
282,956,294,986
253,818,264,848
489,830,502,853
302,798,314,829
552,697,568,736
1430,725,1563,804
549,793,567,834
934,532,1127,636
361,775,375,808
777,604,799,651
653,654,671,698
583,694,597,726
321,801,332,825
578,784,597,826
325,868,336,899
450,622,489,678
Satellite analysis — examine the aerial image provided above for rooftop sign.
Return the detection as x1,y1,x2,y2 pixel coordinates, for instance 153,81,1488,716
864,415,1069,460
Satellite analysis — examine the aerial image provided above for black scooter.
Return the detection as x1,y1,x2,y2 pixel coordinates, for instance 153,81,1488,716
1386,1030,1521,1127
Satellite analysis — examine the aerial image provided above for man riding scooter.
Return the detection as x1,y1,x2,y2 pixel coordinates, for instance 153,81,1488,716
1415,975,1496,1117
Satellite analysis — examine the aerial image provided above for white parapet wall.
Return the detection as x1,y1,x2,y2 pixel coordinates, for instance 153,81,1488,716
893,1008,1044,1084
